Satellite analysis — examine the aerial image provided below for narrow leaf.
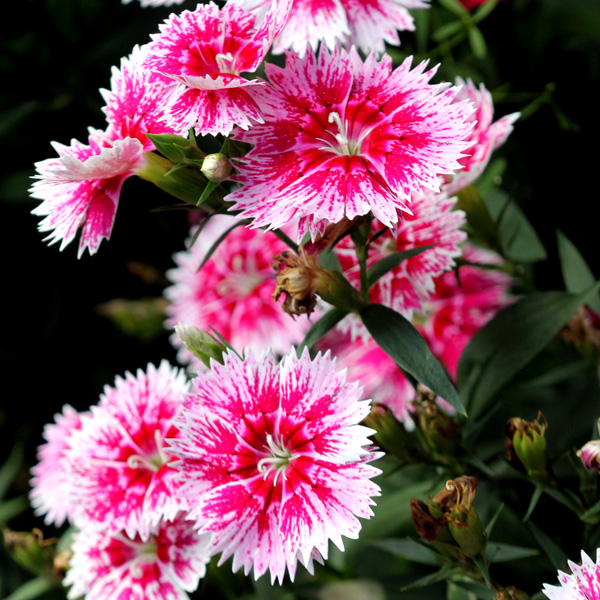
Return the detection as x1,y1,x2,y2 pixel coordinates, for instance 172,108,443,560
523,483,544,522
451,581,496,600
4,577,57,600
458,285,600,419
473,0,498,22
271,228,298,253
197,179,220,206
367,246,433,288
437,0,467,15
467,26,487,59
361,304,464,415
0,442,23,500
557,230,600,312
400,564,458,591
372,538,443,566
301,308,348,350
581,497,600,521
484,502,504,537
528,521,568,570
485,542,539,563
320,248,342,273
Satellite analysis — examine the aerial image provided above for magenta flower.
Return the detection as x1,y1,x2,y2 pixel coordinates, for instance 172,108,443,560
66,361,189,541
64,513,211,600
143,0,291,136
164,217,312,368
542,549,600,600
335,192,466,340
169,348,381,583
444,78,519,195
421,245,514,378
29,405,89,527
227,46,475,239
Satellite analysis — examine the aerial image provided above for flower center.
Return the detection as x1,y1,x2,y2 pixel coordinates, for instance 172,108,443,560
127,429,169,473
256,433,296,486
317,111,371,157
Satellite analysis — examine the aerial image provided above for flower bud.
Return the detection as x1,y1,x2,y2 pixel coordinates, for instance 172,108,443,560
363,403,422,463
3,529,56,577
578,438,600,473
201,153,233,182
412,388,460,456
505,413,549,479
495,586,530,600
174,323,229,368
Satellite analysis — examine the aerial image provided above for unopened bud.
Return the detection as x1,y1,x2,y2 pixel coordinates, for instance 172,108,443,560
506,413,549,479
363,403,422,463
3,529,56,576
578,439,600,473
495,586,530,600
201,153,233,182
175,323,229,368
412,388,460,456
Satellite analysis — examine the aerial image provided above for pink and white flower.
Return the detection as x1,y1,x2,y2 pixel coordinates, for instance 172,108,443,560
227,46,475,240
66,361,189,541
542,548,600,600
64,513,211,600
164,216,312,368
421,244,514,378
30,45,186,257
143,0,291,136
169,348,381,583
335,191,466,340
444,78,519,195
235,0,429,57
29,405,89,527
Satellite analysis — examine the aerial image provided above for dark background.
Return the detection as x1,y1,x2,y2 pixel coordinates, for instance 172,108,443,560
0,0,599,593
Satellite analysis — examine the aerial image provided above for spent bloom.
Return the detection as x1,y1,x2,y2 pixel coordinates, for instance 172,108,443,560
143,0,291,136
64,513,211,600
169,348,381,583
542,549,600,600
164,216,312,368
66,361,189,540
234,0,430,56
228,46,475,240
444,77,519,195
29,404,89,527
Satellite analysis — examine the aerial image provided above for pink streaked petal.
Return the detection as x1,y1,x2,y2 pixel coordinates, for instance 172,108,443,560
543,549,600,600
165,86,264,136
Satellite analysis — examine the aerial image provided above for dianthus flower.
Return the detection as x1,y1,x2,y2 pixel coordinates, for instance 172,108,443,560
66,361,189,541
29,405,89,527
443,77,519,195
334,191,466,340
234,0,429,56
30,45,187,257
64,513,211,600
164,217,312,368
169,348,381,583
227,46,475,240
420,244,514,378
542,548,600,600
143,0,291,136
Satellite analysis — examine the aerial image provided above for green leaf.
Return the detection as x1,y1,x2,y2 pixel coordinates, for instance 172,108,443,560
301,308,348,350
372,538,443,566
484,189,546,263
557,230,600,312
528,521,568,570
458,285,600,419
0,496,28,523
400,564,458,591
0,442,23,500
367,246,433,288
485,542,539,563
3,577,58,600
437,0,467,15
467,25,487,59
432,20,463,42
451,581,495,600
484,502,504,537
455,186,499,250
361,304,464,416
198,220,246,271
197,179,221,206
472,557,491,585
473,0,498,22
581,497,600,521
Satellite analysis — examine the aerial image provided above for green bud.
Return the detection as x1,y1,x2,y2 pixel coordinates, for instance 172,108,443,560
447,506,485,558
506,414,549,479
175,323,229,368
495,586,530,600
144,133,205,164
412,388,460,456
363,403,422,463
201,153,233,182
3,529,56,576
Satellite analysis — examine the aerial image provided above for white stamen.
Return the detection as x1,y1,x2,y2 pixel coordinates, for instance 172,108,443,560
316,111,373,157
256,434,297,486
